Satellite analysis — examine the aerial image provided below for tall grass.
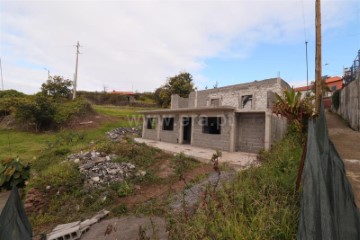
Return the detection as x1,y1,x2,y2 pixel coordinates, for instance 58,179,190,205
168,132,302,239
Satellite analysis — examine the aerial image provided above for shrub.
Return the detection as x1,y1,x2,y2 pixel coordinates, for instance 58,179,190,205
0,157,30,190
0,97,24,116
14,95,56,131
10,95,92,131
0,89,25,99
53,97,93,125
115,181,134,197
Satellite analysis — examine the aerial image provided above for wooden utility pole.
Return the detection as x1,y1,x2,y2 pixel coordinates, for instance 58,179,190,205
315,0,322,114
73,41,80,100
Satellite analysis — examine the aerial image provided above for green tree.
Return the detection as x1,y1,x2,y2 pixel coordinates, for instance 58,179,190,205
155,72,195,108
41,75,73,99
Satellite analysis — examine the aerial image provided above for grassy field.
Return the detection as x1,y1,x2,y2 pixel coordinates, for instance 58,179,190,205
0,105,146,161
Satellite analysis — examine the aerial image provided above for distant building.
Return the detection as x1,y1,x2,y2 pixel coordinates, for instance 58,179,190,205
294,76,343,98
110,90,135,96
294,85,313,98
110,90,135,103
324,76,343,96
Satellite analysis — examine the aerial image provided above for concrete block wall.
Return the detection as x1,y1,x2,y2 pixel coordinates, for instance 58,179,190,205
142,115,158,140
338,74,360,131
270,114,287,145
171,94,189,109
191,114,232,151
159,115,180,143
190,78,285,110
237,113,265,153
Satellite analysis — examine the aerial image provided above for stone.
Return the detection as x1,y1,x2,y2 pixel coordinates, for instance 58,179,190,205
136,170,146,177
74,158,80,164
92,177,100,182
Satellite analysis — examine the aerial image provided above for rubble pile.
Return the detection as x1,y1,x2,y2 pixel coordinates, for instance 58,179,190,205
106,127,141,142
68,151,146,187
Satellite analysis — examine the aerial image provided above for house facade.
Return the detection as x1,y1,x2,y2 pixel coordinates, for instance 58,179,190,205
294,76,343,98
140,78,289,153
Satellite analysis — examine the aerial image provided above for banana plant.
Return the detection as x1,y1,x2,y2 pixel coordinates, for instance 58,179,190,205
273,88,314,133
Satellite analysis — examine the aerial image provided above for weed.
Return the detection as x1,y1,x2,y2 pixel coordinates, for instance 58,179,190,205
168,133,302,239
112,204,128,215
115,181,135,197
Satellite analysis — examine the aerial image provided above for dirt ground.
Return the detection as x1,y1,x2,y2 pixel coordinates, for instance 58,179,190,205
115,164,214,209
326,111,360,207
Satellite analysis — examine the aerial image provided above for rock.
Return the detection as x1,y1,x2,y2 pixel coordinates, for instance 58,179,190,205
136,170,146,177
68,149,141,189
106,127,142,142
92,177,100,182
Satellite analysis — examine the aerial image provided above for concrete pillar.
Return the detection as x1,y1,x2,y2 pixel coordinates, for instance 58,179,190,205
179,115,183,144
157,115,162,141
264,111,272,150
142,115,147,138
195,91,198,108
190,114,195,145
229,112,236,152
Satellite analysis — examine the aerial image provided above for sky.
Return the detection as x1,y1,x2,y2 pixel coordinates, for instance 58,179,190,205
0,0,359,94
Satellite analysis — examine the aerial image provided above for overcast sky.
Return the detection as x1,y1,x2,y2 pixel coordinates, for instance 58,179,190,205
1,0,359,94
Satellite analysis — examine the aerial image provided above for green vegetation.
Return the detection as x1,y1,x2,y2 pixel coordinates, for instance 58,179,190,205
0,157,30,190
155,72,195,108
168,132,302,239
0,105,143,160
273,88,314,133
41,75,73,99
77,91,156,106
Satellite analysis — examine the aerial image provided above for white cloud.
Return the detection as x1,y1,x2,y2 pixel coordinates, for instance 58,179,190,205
0,0,356,93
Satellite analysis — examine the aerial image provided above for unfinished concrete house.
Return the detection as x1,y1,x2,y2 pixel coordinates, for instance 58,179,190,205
140,78,289,153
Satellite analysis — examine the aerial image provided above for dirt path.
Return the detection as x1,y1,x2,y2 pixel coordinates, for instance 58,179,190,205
326,111,360,207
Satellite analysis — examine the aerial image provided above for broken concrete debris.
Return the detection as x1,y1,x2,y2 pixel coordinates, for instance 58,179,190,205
67,151,145,188
47,209,110,240
106,127,141,142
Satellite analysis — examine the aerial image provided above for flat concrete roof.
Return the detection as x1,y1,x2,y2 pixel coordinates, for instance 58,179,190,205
139,106,236,114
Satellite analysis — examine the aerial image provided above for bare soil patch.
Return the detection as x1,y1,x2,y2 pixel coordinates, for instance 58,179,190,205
63,113,118,131
116,164,214,209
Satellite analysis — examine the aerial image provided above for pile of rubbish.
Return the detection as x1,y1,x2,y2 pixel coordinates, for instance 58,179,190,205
68,151,146,188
